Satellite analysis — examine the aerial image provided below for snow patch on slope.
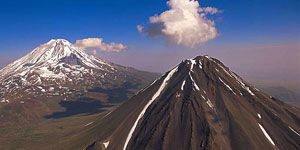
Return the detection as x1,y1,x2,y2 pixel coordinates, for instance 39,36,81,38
103,141,110,149
289,126,300,137
189,72,200,91
218,77,237,95
123,66,178,150
84,121,94,127
228,70,255,96
257,113,261,119
258,123,275,146
208,57,255,96
189,59,196,71
198,60,203,69
1,98,9,103
206,99,213,108
181,80,186,90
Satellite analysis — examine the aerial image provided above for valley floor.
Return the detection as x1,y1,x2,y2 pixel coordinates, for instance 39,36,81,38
0,106,115,150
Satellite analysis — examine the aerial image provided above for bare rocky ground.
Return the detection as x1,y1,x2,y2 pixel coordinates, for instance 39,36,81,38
77,56,300,150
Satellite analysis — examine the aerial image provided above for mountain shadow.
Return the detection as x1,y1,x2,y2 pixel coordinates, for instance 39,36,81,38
88,82,139,103
45,82,139,119
44,98,109,119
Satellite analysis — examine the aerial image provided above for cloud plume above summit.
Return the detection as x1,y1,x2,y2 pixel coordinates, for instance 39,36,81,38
75,38,127,52
138,0,219,47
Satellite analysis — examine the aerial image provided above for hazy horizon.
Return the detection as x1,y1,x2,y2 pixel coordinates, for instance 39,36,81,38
1,39,299,83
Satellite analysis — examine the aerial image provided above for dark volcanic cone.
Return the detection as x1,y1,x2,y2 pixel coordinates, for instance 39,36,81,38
78,56,300,150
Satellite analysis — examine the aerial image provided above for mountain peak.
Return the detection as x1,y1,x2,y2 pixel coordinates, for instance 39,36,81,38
45,39,72,46
0,39,110,82
182,55,217,64
0,39,160,103
20,39,85,67
179,55,222,73
84,55,300,150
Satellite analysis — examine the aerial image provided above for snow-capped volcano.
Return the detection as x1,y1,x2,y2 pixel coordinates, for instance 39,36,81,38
0,39,111,79
0,39,157,103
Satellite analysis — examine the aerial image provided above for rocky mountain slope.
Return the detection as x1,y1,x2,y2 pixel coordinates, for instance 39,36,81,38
0,39,159,133
62,55,300,150
0,39,158,104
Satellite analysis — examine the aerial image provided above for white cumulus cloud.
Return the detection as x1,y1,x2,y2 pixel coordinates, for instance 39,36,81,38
75,38,127,52
199,6,220,14
139,0,219,47
137,25,144,33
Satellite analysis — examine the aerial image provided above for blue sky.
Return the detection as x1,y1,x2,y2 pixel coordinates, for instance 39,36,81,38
0,0,299,81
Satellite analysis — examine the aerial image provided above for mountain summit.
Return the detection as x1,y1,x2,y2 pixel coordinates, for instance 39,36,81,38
0,39,110,79
0,39,157,103
75,56,300,150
